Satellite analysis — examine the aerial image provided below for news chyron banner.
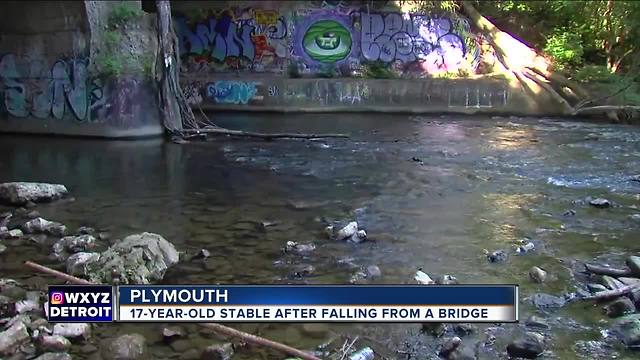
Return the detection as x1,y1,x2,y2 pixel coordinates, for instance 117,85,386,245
47,285,518,323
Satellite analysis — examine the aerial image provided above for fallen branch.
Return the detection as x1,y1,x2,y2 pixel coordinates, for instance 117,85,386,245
24,261,321,360
573,105,640,115
574,82,634,109
584,263,633,277
183,128,350,140
581,283,640,301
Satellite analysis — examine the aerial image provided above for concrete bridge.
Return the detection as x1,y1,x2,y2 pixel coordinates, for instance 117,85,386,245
0,0,561,138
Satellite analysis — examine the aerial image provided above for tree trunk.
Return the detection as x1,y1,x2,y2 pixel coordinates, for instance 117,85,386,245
155,0,197,133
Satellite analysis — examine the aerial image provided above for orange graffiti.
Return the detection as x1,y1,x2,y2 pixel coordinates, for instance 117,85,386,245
251,35,275,59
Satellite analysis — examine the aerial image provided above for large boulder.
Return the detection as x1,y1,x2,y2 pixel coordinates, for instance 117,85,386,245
23,218,67,237
0,320,29,356
0,182,68,206
85,232,179,284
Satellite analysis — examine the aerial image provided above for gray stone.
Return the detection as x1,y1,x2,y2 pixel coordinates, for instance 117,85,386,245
162,326,185,342
452,323,475,335
284,241,316,254
38,335,71,352
75,226,96,235
23,218,67,237
0,182,68,205
587,283,608,293
170,339,191,352
435,274,459,285
365,265,382,279
7,229,23,238
439,336,461,358
102,333,146,360
604,297,636,318
0,321,29,356
336,221,358,240
529,266,547,283
201,343,234,360
531,293,565,310
15,299,39,314
525,315,549,329
625,256,640,275
600,275,626,290
85,232,179,284
487,249,508,263
53,323,91,340
0,243,6,254
191,249,210,260
53,235,97,259
448,346,476,360
506,332,545,359
589,198,611,208
348,229,367,243
66,252,101,276
611,314,640,348
34,353,72,360
179,349,201,360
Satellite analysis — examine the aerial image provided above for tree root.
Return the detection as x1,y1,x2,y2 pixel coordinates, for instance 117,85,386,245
24,261,322,360
584,263,633,277
581,283,640,301
183,128,350,140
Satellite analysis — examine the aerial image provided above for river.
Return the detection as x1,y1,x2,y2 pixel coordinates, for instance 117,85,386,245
1,113,639,359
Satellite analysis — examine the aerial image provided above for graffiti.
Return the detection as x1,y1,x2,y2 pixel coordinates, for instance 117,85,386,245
0,54,102,121
448,85,508,108
360,13,468,73
268,85,279,97
303,20,352,63
337,82,369,104
206,81,257,104
175,8,288,73
182,82,204,106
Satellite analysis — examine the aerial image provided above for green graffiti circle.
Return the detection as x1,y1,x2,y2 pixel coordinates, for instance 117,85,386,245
302,20,352,63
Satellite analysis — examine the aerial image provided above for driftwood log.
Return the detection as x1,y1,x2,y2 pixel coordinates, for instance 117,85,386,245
183,128,350,140
24,261,322,360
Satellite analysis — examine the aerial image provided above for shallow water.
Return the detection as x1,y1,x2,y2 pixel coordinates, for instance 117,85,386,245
1,113,640,359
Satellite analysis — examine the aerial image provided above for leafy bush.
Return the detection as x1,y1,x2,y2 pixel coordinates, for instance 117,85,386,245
108,2,143,28
573,65,619,83
287,61,301,78
544,31,584,69
362,61,396,79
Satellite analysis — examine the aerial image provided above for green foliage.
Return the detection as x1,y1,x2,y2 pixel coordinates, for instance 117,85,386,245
287,61,301,78
362,61,396,79
103,31,121,48
95,53,125,77
108,2,143,28
544,31,584,69
317,64,337,78
573,65,618,83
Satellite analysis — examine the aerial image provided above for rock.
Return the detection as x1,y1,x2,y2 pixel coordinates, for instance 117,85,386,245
34,353,72,360
618,277,640,285
66,252,101,276
301,323,329,338
365,265,382,279
415,270,434,285
75,226,96,235
563,209,576,216
25,210,40,219
611,314,640,348
162,327,185,342
435,274,459,285
201,343,234,360
53,323,91,340
191,249,210,260
604,297,636,318
531,293,565,310
23,218,67,237
448,346,476,360
180,349,201,360
102,333,146,360
348,229,367,243
589,198,611,208
0,243,6,254
525,315,549,329
291,264,315,278
0,320,29,356
53,235,97,257
439,337,462,358
516,242,535,254
7,229,23,238
625,256,640,275
506,332,545,359
284,241,316,254
487,249,508,263
0,182,68,205
39,335,71,352
600,275,626,290
587,283,608,293
453,323,475,335
79,344,98,353
421,322,447,337
170,339,192,352
529,266,547,283
573,340,617,359
15,299,39,314
336,221,358,240
85,232,179,284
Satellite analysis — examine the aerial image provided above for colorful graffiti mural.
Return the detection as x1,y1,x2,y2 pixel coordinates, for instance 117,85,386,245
0,54,102,121
206,81,258,104
174,8,288,73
